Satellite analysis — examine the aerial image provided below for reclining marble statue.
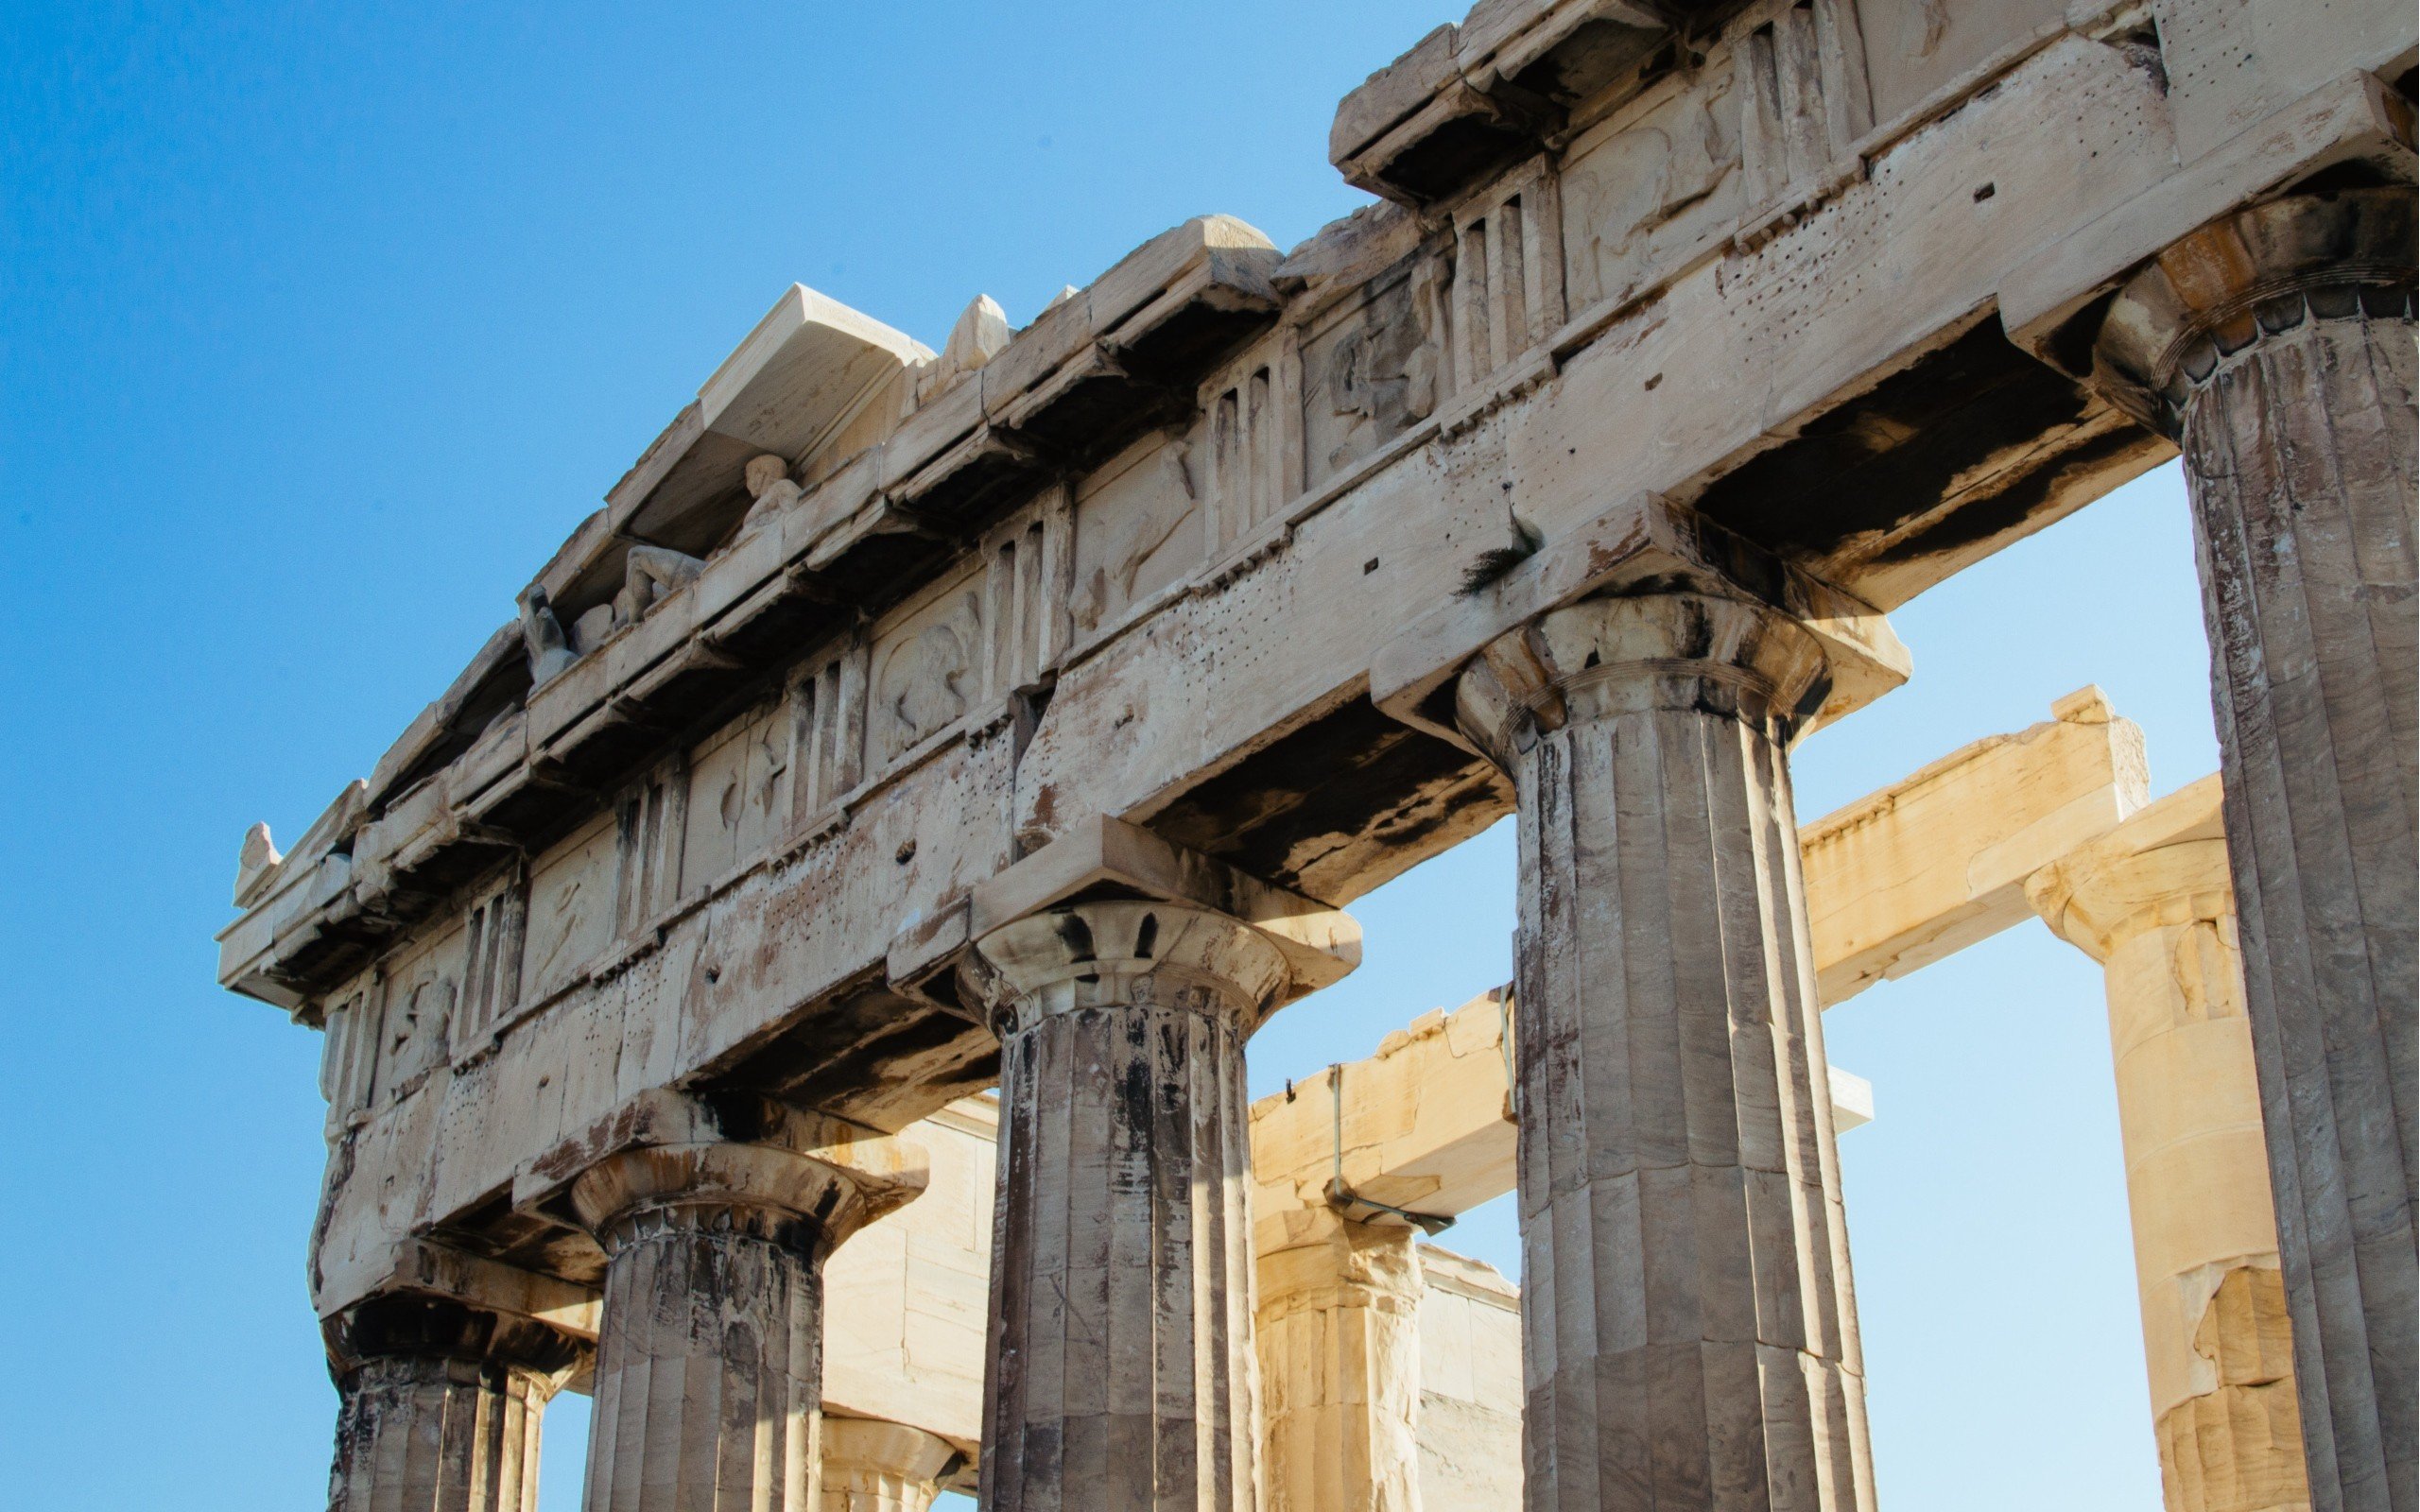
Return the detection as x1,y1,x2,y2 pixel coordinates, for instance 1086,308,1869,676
215,0,2416,1507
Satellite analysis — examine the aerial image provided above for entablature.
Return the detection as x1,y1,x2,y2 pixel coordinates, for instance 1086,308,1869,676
224,0,2412,1306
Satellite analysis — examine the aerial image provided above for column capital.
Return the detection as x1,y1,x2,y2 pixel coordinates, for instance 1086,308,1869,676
1453,590,1830,772
957,812,1360,1036
971,900,1293,1035
568,1133,926,1261
1254,1203,1426,1314
522,1088,926,1262
1372,490,1909,760
2027,775,2234,964
2093,187,2416,436
326,1290,589,1387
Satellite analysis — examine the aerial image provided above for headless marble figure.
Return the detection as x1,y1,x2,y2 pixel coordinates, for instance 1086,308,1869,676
517,587,577,686
613,545,705,628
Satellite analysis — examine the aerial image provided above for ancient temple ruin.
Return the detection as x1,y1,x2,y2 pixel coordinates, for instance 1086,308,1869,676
216,0,2416,1506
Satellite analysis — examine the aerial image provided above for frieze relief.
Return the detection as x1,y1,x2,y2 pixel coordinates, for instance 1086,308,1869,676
681,703,792,895
1560,0,1876,317
1070,431,1205,638
1563,65,1744,312
872,577,987,764
1303,253,1455,487
521,812,618,1006
369,924,467,1105
1860,0,2066,125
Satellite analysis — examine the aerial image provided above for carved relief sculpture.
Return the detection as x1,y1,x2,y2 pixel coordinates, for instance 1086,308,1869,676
876,591,984,761
1070,436,1200,632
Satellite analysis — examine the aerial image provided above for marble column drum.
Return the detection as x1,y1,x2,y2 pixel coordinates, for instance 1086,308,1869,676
325,1295,584,1512
1256,1205,1426,1512
2097,187,2416,1512
2031,777,2308,1512
970,901,1290,1512
816,1417,957,1512
1456,591,1875,1512
569,1141,922,1512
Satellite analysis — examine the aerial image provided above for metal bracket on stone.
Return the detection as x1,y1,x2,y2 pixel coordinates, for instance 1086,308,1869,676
1369,490,1910,756
1322,1067,1454,1237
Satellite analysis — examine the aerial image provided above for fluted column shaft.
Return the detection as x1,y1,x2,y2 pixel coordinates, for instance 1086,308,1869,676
972,901,1290,1512
816,1417,957,1511
1456,591,1874,1512
570,1140,922,1512
2031,777,2308,1512
1256,1206,1426,1511
2096,188,2416,1512
326,1297,581,1512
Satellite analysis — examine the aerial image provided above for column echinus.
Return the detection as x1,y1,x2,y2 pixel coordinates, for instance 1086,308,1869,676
956,815,1362,1511
1373,492,1911,1512
325,1284,590,1512
816,1416,959,1512
2030,776,2308,1512
2093,186,2417,1512
535,1091,926,1512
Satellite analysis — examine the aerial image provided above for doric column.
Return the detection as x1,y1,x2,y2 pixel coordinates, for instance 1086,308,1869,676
816,1417,957,1512
966,890,1348,1512
2030,776,2308,1512
325,1294,585,1512
2094,187,2415,1512
568,1125,925,1512
1455,590,1875,1512
1256,1205,1427,1511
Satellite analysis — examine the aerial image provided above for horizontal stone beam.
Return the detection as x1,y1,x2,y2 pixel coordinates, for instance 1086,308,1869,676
1803,685,2149,1005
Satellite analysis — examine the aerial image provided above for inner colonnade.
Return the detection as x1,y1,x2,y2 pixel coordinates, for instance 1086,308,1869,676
216,0,2414,1506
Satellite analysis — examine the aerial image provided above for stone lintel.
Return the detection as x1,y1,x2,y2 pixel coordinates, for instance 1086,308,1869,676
509,1087,925,1233
1802,686,2151,1005
2001,68,2416,376
964,813,1360,1005
1370,490,1910,756
1248,987,1878,1234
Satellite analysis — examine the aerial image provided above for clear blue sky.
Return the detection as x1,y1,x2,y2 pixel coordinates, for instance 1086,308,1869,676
2,4,2217,1507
